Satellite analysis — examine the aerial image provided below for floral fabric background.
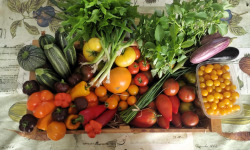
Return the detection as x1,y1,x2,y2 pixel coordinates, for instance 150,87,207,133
0,0,249,47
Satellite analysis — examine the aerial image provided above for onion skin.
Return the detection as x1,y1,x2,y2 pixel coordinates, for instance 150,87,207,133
239,57,250,76
190,37,230,64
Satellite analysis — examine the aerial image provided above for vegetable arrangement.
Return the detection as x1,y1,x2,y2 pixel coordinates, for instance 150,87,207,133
14,0,236,141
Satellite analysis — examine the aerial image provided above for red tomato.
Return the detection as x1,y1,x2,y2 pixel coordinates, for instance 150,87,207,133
134,73,148,87
146,101,156,110
130,108,157,128
181,111,199,127
157,116,170,129
162,78,179,96
178,86,195,102
141,71,153,84
131,46,140,60
139,86,149,95
139,60,150,71
128,62,139,74
172,113,182,128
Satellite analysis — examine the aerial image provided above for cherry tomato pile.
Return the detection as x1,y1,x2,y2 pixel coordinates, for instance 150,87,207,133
198,64,241,116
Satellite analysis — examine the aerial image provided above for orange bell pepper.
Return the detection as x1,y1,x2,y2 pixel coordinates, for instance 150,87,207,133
37,112,53,131
65,114,83,130
27,90,55,118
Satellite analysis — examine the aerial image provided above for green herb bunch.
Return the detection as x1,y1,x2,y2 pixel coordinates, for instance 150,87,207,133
52,0,138,86
135,0,228,78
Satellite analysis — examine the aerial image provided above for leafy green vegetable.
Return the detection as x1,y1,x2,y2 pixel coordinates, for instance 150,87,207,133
135,0,228,78
52,0,138,86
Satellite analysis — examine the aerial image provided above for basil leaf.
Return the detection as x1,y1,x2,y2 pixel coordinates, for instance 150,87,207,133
217,23,228,36
181,40,194,48
195,12,207,19
155,25,164,42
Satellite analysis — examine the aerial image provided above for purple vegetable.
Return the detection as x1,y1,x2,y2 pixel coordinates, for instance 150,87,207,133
200,32,222,45
190,37,230,64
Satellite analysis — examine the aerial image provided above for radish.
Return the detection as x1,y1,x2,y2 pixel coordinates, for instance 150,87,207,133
190,37,230,64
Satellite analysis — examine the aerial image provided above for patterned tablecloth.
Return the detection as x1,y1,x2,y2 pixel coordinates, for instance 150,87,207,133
0,0,250,150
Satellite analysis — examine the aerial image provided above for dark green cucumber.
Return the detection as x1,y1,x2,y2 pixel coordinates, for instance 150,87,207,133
39,31,55,50
44,44,71,79
35,68,60,89
55,27,76,66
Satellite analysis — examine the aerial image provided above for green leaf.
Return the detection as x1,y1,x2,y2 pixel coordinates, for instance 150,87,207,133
211,3,223,11
151,68,159,77
23,21,39,35
208,24,216,34
195,12,207,19
177,55,186,62
173,5,181,14
10,20,22,38
230,14,242,25
7,0,21,13
155,25,164,42
26,0,46,14
49,18,61,33
144,42,156,49
181,40,194,48
217,23,228,35
87,9,100,23
229,25,247,36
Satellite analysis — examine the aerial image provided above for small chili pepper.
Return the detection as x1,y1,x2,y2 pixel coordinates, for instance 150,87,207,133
68,103,78,114
54,79,70,93
22,80,40,95
52,107,68,122
54,93,72,108
65,114,83,130
19,114,38,133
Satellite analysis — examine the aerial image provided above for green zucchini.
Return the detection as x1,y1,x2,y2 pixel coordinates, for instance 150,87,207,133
35,68,60,89
39,31,55,50
55,27,76,66
44,44,71,79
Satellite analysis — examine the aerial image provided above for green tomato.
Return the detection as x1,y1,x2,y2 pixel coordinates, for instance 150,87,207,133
177,80,186,88
179,102,195,113
183,72,196,84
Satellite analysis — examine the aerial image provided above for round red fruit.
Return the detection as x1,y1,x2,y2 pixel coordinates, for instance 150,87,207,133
134,73,148,87
139,60,150,71
128,62,139,74
178,86,195,102
162,78,179,96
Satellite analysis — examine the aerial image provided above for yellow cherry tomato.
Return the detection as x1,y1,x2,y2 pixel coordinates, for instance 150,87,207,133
218,102,225,108
223,91,231,98
213,80,220,87
220,83,226,89
115,47,136,67
206,86,213,93
206,80,213,87
222,73,231,80
201,89,208,96
205,66,213,73
200,66,205,71
224,79,231,85
207,108,214,115
223,65,230,71
211,102,218,110
199,77,205,82
211,74,218,80
198,70,204,76
200,83,206,89
204,102,210,109
207,95,214,102
232,105,240,111
211,70,217,75
214,92,220,99
214,64,221,70
215,87,222,93
207,64,214,69
223,99,230,105
216,70,223,76
231,92,239,99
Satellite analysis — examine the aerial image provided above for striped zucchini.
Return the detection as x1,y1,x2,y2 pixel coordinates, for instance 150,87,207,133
55,27,76,66
35,68,60,90
39,31,55,50
44,44,71,79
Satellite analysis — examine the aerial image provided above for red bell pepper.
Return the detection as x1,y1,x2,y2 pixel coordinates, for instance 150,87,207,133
169,96,180,114
156,94,172,121
84,108,117,138
54,93,72,108
79,105,106,125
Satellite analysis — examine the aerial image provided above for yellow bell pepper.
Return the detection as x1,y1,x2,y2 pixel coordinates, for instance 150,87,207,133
70,81,90,100
115,47,136,67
